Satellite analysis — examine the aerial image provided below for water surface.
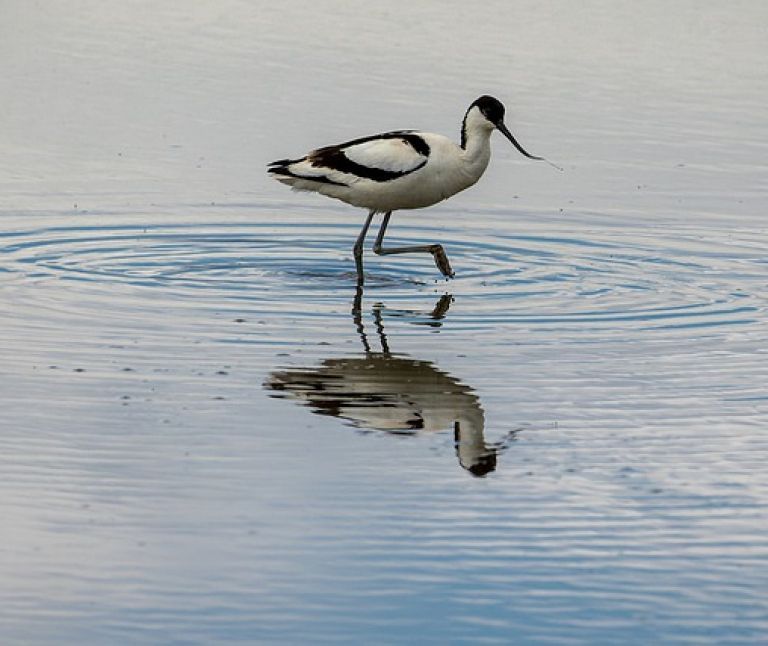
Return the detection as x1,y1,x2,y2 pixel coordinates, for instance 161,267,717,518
1,1,767,644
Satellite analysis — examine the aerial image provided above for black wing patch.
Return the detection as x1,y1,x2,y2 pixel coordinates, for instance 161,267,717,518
268,131,431,184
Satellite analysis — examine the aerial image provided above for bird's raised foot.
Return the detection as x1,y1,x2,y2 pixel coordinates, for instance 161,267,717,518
429,245,455,279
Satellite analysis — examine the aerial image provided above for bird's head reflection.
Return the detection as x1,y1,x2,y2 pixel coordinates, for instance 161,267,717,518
264,288,516,476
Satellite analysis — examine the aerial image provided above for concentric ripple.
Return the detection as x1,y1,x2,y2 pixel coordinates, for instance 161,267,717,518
1,207,764,341
2,205,767,644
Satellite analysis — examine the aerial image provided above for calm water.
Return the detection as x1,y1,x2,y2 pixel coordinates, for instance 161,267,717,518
2,1,767,644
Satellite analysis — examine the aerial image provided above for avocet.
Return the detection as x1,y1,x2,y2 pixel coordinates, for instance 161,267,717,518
268,95,554,279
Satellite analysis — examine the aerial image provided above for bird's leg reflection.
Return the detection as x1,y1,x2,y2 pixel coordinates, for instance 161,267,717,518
357,287,452,354
265,285,519,476
371,303,391,355
352,280,371,353
429,293,453,320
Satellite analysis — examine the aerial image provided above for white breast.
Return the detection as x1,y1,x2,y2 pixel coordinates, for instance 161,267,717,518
271,127,494,213
340,133,490,212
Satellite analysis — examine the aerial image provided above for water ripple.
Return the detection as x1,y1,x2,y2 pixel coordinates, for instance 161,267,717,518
1,209,764,341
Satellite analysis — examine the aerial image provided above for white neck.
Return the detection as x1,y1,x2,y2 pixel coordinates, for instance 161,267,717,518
460,107,494,174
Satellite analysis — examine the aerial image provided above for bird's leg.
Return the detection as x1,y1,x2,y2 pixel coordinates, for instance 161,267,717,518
353,209,376,282
372,211,455,278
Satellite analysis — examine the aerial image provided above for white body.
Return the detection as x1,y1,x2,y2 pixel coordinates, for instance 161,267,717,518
270,108,496,213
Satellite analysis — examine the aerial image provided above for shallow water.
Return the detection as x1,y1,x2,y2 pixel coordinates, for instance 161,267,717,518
2,1,768,644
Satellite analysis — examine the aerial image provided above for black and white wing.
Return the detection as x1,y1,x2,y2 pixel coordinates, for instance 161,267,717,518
268,131,430,187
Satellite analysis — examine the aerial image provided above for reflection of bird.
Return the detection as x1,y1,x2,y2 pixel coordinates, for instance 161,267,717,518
268,96,555,280
266,353,502,476
264,292,517,476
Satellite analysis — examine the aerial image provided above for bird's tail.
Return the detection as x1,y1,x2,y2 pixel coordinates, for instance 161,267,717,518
267,156,348,189
267,157,307,186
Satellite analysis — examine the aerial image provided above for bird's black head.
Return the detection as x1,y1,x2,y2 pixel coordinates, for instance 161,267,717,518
463,94,550,165
461,95,507,147
472,95,506,126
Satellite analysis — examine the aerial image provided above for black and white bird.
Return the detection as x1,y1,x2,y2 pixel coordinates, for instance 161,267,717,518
268,95,553,280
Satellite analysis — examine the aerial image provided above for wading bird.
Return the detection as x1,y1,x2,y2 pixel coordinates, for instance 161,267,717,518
268,95,554,280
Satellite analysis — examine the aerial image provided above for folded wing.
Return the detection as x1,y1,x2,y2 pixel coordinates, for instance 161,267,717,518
268,131,430,187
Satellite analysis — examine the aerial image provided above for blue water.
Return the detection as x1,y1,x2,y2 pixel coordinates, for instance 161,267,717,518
1,1,767,644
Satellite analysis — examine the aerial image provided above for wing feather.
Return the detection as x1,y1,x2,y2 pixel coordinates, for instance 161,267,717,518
339,138,425,173
308,132,429,182
268,131,430,186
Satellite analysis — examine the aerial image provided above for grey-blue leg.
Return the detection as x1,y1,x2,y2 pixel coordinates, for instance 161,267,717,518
353,209,376,282
372,211,454,278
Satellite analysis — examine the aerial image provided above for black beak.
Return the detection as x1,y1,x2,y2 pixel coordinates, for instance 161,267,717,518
497,121,545,161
